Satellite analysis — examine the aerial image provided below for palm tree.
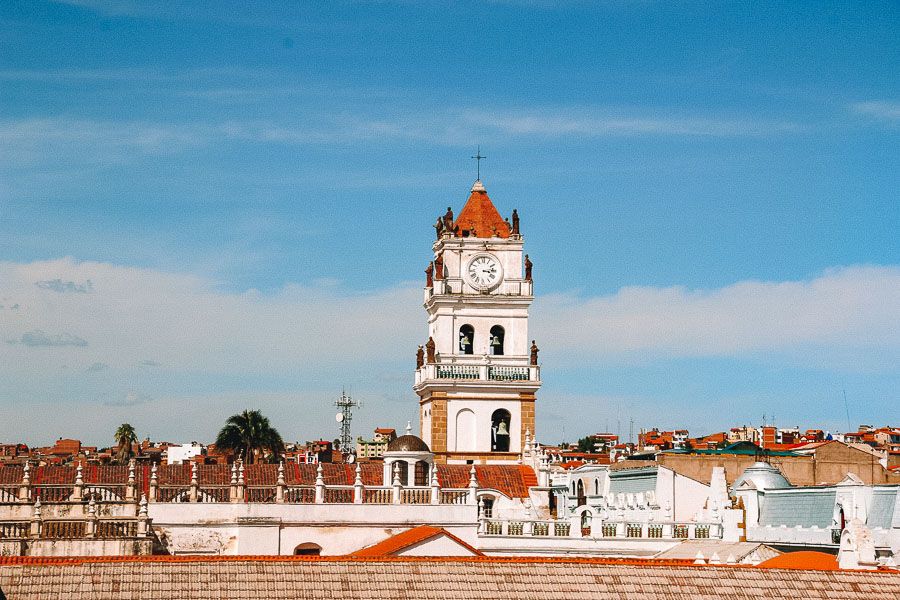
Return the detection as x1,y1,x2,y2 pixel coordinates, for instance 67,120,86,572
114,423,137,464
216,410,284,464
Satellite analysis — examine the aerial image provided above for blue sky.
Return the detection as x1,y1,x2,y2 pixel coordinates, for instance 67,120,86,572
0,1,897,446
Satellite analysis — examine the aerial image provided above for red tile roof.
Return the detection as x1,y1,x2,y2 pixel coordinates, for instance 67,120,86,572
350,525,482,557
757,551,839,571
453,184,510,238
437,465,535,498
3,463,537,499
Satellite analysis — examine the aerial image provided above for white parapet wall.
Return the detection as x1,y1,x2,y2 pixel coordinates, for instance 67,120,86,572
149,501,478,556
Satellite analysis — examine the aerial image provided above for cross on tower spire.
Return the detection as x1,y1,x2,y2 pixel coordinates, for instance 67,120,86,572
471,146,486,181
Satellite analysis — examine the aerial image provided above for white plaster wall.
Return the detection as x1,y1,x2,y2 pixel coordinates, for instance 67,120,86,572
167,444,204,465
446,399,522,454
28,539,151,557
429,305,531,358
421,401,433,447
149,502,477,556
438,238,524,283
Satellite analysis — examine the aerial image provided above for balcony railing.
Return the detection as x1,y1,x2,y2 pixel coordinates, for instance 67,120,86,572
0,522,28,539
0,486,19,502
428,279,533,298
0,519,144,540
417,363,540,384
364,488,392,504
436,365,480,380
488,366,530,381
480,519,722,540
284,487,316,504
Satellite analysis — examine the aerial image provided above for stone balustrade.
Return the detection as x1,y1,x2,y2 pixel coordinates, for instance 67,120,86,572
426,278,533,298
416,363,540,385
2,462,479,508
479,517,723,541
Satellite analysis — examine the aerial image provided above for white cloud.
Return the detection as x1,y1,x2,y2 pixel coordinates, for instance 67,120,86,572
0,105,800,173
851,100,900,122
2,258,896,377
1,258,897,442
0,119,204,168
533,265,900,368
0,257,421,376
460,109,799,138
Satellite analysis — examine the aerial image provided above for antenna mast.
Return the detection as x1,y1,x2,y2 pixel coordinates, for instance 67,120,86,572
334,390,360,455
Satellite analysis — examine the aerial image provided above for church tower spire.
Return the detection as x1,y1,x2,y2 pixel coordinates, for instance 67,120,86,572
415,180,539,464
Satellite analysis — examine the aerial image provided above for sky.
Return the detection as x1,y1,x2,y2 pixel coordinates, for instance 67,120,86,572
0,1,897,447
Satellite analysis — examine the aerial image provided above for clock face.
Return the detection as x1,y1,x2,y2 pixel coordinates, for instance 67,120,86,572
467,254,503,289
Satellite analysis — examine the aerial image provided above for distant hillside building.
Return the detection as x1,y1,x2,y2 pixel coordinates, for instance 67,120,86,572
356,428,397,460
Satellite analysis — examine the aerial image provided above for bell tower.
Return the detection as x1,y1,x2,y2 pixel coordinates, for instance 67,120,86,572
414,179,540,464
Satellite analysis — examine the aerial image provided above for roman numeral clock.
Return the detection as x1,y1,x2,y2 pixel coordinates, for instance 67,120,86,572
467,254,503,291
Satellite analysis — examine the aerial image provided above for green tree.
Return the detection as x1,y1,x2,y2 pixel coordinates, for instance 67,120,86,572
576,436,596,453
215,410,284,464
114,423,137,464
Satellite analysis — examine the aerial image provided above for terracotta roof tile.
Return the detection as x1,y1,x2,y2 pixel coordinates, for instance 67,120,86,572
0,466,23,485
453,183,511,239
757,551,839,570
350,525,482,557
1,556,897,600
437,465,535,498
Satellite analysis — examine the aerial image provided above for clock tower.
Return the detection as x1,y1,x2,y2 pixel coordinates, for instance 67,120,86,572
415,179,540,464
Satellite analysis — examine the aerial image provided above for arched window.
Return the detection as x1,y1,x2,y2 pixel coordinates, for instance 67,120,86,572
594,479,599,496
490,409,511,452
294,543,322,556
481,496,495,518
489,325,505,356
414,460,428,486
459,325,474,355
580,511,592,536
576,480,586,507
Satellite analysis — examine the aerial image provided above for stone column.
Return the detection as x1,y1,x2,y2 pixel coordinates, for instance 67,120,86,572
126,459,137,502
137,495,150,537
148,464,158,503
314,464,325,504
86,497,97,538
353,463,364,504
467,465,478,505
430,466,440,505
18,462,31,503
29,498,41,539
276,462,286,504
391,463,402,505
235,461,245,503
189,462,199,503
71,463,84,502
405,459,416,487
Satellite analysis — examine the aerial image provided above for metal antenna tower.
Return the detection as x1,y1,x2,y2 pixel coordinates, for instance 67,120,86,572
334,390,360,454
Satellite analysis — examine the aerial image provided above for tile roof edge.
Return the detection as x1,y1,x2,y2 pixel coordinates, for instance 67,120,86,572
1,555,896,574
